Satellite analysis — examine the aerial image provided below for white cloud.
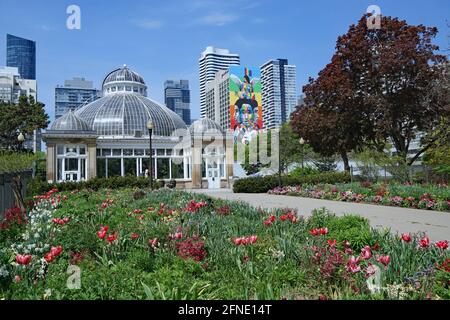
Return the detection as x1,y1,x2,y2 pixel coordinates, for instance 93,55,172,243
197,13,237,26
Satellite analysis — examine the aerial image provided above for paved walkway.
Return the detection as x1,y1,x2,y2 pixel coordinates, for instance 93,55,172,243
190,189,450,241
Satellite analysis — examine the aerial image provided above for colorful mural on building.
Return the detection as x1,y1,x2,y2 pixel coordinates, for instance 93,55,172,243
229,66,262,144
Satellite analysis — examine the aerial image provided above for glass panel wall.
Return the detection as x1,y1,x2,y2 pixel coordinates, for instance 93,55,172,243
108,158,121,177
124,158,137,176
171,159,184,179
96,147,188,180
97,158,106,178
157,158,170,179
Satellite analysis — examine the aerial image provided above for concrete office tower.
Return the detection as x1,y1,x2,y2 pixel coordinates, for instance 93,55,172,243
199,46,239,118
164,80,191,125
204,70,230,130
0,66,36,102
55,77,100,119
6,34,36,80
260,59,296,128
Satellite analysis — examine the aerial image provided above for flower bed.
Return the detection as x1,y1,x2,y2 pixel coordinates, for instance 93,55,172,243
268,182,450,212
0,187,448,300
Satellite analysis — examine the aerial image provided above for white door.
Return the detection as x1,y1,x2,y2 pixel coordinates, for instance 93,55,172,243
207,160,221,189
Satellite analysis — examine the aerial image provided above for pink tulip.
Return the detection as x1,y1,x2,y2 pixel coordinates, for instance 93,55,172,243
360,246,372,260
233,238,242,246
377,255,390,267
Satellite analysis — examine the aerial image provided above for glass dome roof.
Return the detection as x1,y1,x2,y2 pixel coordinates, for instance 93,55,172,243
102,65,145,87
190,118,224,135
74,93,187,137
50,110,92,132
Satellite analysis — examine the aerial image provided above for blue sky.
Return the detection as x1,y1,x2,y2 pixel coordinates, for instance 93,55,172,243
0,0,448,122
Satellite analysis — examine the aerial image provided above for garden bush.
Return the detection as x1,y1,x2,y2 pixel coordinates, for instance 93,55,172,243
27,175,158,197
233,172,351,193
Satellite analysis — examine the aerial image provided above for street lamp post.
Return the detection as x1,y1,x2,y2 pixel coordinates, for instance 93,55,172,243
146,119,154,190
299,137,305,170
18,132,25,152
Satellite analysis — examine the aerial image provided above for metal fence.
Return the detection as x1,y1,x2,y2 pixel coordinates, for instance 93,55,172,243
0,170,32,219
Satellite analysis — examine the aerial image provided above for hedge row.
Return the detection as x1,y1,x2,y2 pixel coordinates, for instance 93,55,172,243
27,175,158,197
232,172,351,193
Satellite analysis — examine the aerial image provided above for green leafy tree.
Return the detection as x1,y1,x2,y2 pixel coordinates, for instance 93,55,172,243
0,95,49,151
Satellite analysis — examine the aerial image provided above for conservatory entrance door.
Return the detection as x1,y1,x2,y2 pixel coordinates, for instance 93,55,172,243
207,159,220,189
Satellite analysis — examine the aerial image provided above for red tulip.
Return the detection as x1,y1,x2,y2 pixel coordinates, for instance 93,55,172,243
106,232,118,243
97,226,109,239
269,215,276,222
419,236,430,248
309,229,319,236
401,233,412,242
44,253,54,263
233,238,242,246
328,239,337,247
263,220,272,226
15,254,32,265
280,215,287,221
435,240,449,250
319,227,328,235
361,246,372,260
133,209,142,214
371,243,381,251
131,233,140,240
377,255,390,267
50,246,63,257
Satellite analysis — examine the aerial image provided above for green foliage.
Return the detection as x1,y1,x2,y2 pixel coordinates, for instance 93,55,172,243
0,96,49,151
312,156,337,172
0,151,42,174
233,172,351,193
290,166,319,177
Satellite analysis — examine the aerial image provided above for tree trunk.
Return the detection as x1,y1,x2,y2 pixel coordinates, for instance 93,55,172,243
12,174,26,219
341,151,350,172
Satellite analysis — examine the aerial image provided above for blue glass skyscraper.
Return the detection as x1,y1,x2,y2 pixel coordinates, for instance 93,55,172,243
6,34,36,80
164,80,191,125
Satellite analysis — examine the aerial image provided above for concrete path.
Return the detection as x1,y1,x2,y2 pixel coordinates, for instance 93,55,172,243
190,189,450,241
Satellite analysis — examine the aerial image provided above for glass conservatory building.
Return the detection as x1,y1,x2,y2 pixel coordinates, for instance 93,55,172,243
43,65,234,189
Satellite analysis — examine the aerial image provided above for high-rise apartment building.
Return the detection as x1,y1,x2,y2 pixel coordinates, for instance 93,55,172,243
164,80,191,125
0,66,37,102
260,59,296,128
55,77,100,119
199,46,239,117
204,70,230,130
6,34,36,80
